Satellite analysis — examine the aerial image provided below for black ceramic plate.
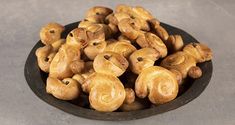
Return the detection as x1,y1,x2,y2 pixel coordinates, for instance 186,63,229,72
24,22,213,121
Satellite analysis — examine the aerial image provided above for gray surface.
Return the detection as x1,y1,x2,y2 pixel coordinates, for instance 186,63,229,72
0,0,235,125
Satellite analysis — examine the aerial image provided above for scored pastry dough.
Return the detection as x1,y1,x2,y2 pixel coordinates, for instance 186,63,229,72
135,66,178,104
83,73,126,112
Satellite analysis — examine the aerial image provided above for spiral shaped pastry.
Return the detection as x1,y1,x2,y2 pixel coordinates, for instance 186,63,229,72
136,32,167,58
84,39,107,60
183,43,213,63
105,40,137,58
40,22,65,45
46,77,80,100
129,48,160,74
66,28,88,48
93,51,129,77
160,52,196,78
135,66,178,104
83,73,126,112
49,44,81,79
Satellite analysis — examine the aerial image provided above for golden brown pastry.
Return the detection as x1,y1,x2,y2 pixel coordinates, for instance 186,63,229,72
165,35,184,53
160,51,197,79
83,73,126,112
149,21,169,41
136,32,167,58
105,40,137,58
66,28,88,48
51,39,65,52
124,88,135,104
119,99,147,112
93,51,129,77
183,43,213,63
86,24,112,39
187,66,202,79
86,6,113,17
132,6,154,21
105,12,130,25
46,77,80,100
49,44,81,79
40,23,65,45
78,21,95,29
84,15,106,24
84,40,107,60
129,48,160,74
118,18,141,41
69,60,85,74
72,74,85,86
115,4,132,13
35,45,56,72
169,69,183,85
135,66,178,104
148,18,160,27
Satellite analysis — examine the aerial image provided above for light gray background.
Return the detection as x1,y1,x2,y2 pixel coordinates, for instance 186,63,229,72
0,0,235,125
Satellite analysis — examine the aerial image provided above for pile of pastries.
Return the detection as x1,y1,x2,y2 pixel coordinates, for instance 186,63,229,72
35,5,213,112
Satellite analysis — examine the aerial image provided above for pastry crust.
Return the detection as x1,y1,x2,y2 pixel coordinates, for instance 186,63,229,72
160,52,196,78
83,73,125,112
105,40,137,58
183,43,213,63
49,44,81,79
135,66,178,104
93,51,129,77
86,6,113,17
124,88,135,104
129,48,160,74
136,32,167,58
46,77,80,100
66,28,88,48
84,40,107,60
40,23,65,45
165,35,184,53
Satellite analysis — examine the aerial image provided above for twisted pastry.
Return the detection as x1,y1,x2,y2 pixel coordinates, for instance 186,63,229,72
135,66,178,104
165,35,184,53
183,43,213,63
40,22,65,45
160,51,197,79
46,77,80,100
35,45,56,72
83,73,126,112
86,6,113,17
129,48,160,74
84,15,106,24
66,28,88,48
84,39,107,60
123,88,135,104
105,40,137,58
49,44,81,79
86,24,112,39
136,32,167,58
78,21,95,29
93,51,129,77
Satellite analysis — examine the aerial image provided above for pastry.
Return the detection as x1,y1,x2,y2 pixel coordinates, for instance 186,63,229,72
49,44,81,79
46,77,80,100
93,51,129,77
86,6,113,17
165,35,184,53
136,32,167,58
135,66,178,104
123,88,135,104
83,73,126,112
104,40,137,58
66,28,88,48
129,48,160,74
35,45,56,72
183,43,213,63
84,40,107,60
40,22,65,45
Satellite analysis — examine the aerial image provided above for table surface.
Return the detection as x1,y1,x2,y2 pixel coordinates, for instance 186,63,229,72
1,0,235,125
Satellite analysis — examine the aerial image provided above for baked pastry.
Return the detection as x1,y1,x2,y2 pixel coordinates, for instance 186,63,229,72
160,51,197,79
123,88,135,104
118,18,141,41
86,6,113,17
84,40,107,60
183,43,213,63
40,23,65,45
104,40,137,58
46,77,80,100
84,15,106,24
69,60,85,74
49,44,81,79
78,21,95,29
86,24,112,39
129,48,160,74
136,32,167,58
93,51,129,77
135,66,178,104
165,35,184,53
83,73,126,112
51,39,65,52
149,21,169,41
35,45,56,72
66,28,88,48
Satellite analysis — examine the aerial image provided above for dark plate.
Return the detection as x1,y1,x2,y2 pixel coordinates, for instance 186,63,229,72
24,22,213,121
